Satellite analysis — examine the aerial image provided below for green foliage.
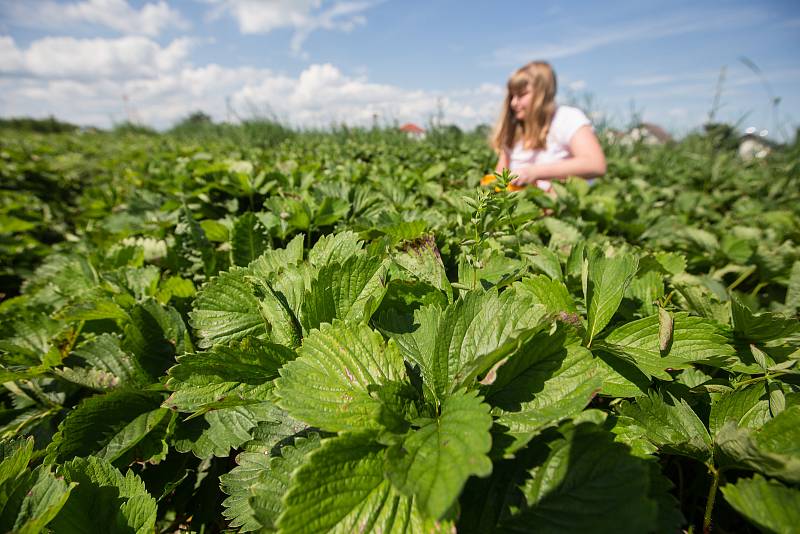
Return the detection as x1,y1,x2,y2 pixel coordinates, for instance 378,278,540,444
0,125,798,532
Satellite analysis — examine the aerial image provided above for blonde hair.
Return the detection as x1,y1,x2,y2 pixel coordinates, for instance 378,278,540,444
491,61,557,153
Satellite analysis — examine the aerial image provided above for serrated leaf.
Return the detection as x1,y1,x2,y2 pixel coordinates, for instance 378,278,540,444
57,297,129,323
583,250,639,346
654,251,686,275
51,456,156,534
386,389,492,519
625,258,666,317
176,203,218,276
221,434,321,532
0,465,75,534
619,391,712,462
672,273,730,323
165,337,294,413
602,312,735,370
67,333,149,388
487,327,602,453
190,267,266,349
513,275,577,315
276,321,405,432
393,289,546,403
522,244,562,280
721,474,800,534
0,437,34,487
122,298,190,378
248,234,304,280
731,296,799,343
231,212,270,267
307,231,363,268
709,385,772,437
255,281,303,349
45,390,167,465
394,235,452,302
786,260,800,312
278,432,434,534
173,403,273,459
502,423,665,533
715,405,800,483
301,253,388,332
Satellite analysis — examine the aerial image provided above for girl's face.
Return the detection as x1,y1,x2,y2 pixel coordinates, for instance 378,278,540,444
510,85,533,120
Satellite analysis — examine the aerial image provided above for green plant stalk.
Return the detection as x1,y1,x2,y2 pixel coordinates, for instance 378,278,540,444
703,463,720,534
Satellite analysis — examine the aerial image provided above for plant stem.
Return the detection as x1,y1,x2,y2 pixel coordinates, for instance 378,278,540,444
703,463,720,534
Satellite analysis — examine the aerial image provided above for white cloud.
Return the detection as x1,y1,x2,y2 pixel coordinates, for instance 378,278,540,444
0,35,193,80
207,0,378,54
490,7,769,64
0,55,502,130
1,0,188,36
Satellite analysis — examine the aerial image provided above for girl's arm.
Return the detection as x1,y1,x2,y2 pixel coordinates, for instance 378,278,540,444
510,126,606,185
495,148,509,173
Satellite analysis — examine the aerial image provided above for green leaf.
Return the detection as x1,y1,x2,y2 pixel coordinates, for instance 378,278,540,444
221,433,321,532
176,203,217,276
393,289,546,402
0,465,75,534
394,236,452,302
173,403,273,459
51,457,157,534
301,253,388,332
619,391,713,462
313,196,350,227
487,326,602,453
189,267,266,349
165,337,293,413
278,432,434,534
671,273,730,323
254,281,302,349
45,390,168,466
57,297,130,323
624,258,665,317
276,321,406,432
721,474,800,534
122,298,190,378
231,212,270,267
0,437,34,487
709,385,772,437
513,275,577,315
522,244,562,280
785,260,800,312
502,423,666,533
583,250,639,346
715,405,800,483
307,231,363,268
601,312,735,372
386,389,493,519
731,296,799,342
248,234,304,280
67,333,149,388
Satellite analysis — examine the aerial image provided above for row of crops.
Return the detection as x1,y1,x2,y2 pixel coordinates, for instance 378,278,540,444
0,124,799,533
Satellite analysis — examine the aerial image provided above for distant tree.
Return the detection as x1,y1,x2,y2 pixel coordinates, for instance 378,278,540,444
0,116,78,133
703,122,739,151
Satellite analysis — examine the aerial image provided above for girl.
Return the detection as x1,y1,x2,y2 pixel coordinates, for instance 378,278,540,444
492,61,606,193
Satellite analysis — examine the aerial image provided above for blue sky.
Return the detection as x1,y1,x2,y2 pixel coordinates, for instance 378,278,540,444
1,0,798,138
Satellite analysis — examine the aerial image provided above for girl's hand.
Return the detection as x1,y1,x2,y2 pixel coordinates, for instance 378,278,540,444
510,165,537,186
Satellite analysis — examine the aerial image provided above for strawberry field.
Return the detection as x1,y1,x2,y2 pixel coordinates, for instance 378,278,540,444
0,124,799,533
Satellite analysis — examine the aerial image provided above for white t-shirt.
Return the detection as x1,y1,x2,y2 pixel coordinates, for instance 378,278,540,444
507,105,592,190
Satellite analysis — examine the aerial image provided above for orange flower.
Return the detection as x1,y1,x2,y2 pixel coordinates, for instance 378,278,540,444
482,173,524,192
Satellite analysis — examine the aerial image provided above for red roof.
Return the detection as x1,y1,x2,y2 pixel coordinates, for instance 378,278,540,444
399,123,425,134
